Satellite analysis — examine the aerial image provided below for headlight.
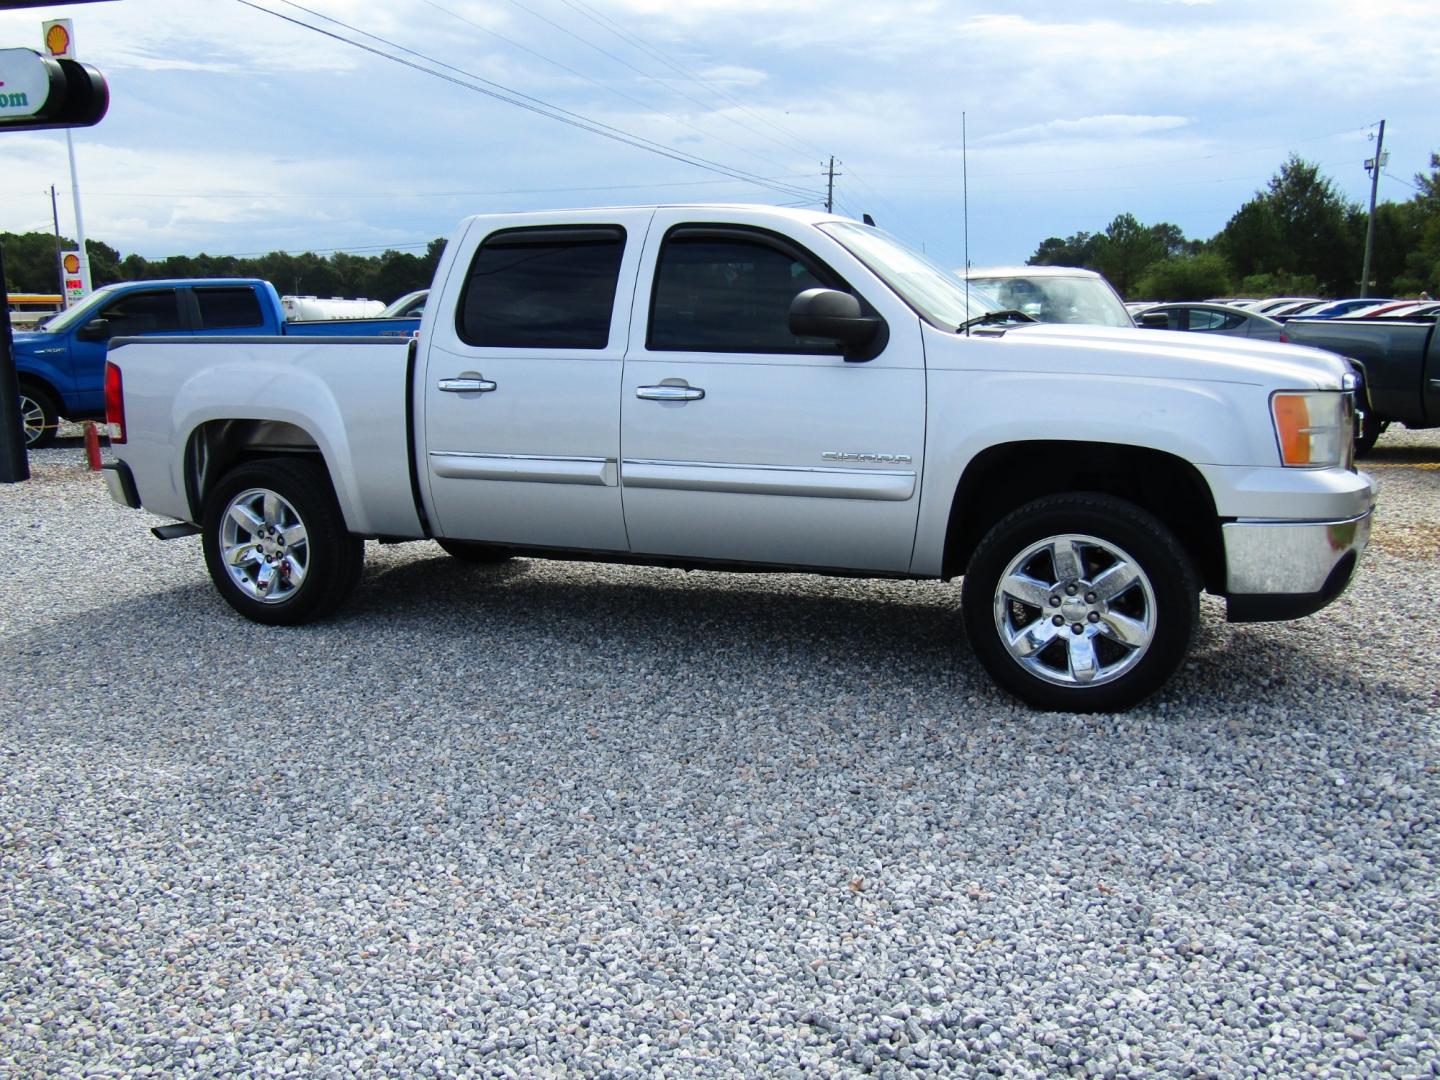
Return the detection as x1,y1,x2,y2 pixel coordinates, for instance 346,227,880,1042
1270,390,1353,468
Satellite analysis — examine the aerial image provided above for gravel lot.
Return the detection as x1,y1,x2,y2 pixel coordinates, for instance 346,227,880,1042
2,427,1437,1078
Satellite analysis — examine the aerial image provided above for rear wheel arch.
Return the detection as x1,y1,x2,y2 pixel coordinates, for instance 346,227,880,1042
184,418,328,522
942,440,1224,594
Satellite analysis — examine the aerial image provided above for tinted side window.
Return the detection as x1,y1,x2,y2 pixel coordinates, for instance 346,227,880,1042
101,290,184,335
457,226,625,349
649,236,837,353
196,287,264,329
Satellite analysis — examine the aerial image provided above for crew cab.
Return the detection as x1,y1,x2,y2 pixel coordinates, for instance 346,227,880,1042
1284,314,1439,453
14,278,420,447
101,206,1376,711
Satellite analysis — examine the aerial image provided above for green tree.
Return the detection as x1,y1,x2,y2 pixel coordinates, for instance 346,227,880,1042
1216,156,1361,294
1133,252,1233,301
1091,213,1167,298
1028,231,1101,268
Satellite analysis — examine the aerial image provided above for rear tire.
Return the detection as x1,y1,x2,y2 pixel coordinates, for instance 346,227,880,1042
18,384,59,449
961,493,1199,712
201,458,363,625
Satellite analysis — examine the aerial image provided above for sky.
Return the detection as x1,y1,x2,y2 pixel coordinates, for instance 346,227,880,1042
1,0,1438,276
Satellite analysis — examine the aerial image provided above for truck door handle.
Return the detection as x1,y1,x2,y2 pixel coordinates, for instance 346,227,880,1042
635,384,704,401
438,377,497,393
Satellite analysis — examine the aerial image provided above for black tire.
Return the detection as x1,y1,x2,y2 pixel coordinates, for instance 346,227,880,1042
18,383,59,449
1353,409,1386,456
201,457,363,625
435,538,513,564
961,493,1199,712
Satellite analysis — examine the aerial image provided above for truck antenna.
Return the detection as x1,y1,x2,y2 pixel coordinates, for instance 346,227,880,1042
963,110,971,337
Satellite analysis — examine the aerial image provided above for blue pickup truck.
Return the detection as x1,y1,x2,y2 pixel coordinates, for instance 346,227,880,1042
14,278,421,447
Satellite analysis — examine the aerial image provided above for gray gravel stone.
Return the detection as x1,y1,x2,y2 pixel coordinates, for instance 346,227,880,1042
1,428,1437,1077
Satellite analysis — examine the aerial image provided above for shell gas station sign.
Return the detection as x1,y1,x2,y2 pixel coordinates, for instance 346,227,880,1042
61,251,86,304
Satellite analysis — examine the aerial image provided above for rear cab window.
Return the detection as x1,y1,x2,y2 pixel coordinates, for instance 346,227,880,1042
195,287,265,330
456,226,626,349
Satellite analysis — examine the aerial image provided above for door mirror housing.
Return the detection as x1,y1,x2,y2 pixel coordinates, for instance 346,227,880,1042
1137,312,1169,329
788,288,884,361
77,318,111,342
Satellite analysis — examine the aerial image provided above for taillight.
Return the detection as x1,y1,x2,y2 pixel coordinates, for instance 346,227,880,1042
105,361,126,444
1279,331,1288,343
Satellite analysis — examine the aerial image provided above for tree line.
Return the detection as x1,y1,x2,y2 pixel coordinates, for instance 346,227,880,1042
1028,152,1440,300
0,232,447,304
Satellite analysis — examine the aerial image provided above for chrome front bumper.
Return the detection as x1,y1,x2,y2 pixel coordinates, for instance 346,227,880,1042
1223,510,1373,622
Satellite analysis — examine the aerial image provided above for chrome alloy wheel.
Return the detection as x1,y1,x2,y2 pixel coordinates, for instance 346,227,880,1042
19,393,46,446
219,487,310,604
992,532,1157,688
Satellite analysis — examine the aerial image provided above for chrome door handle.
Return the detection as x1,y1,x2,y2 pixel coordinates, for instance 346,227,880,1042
635,384,704,401
438,377,497,393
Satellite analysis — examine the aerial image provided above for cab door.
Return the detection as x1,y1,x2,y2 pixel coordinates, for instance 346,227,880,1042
619,212,926,573
75,287,188,413
420,212,652,551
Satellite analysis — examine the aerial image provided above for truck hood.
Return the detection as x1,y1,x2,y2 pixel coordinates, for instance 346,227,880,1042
937,321,1350,390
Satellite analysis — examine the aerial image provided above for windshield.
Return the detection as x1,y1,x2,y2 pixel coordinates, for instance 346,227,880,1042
965,274,1133,328
819,222,999,330
35,284,125,333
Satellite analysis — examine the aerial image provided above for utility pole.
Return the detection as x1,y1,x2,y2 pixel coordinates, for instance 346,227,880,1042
825,156,840,214
50,185,65,301
1360,118,1386,299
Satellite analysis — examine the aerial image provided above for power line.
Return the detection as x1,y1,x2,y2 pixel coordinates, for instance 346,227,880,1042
75,176,808,199
415,0,814,182
235,0,822,203
551,0,825,161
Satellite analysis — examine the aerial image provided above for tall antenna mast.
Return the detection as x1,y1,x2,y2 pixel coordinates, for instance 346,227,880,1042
962,111,971,336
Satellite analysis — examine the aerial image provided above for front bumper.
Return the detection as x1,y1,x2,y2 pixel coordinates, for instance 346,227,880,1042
1223,510,1372,622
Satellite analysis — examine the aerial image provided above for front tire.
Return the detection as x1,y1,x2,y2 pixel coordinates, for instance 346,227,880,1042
201,458,363,625
961,493,1199,712
18,384,59,449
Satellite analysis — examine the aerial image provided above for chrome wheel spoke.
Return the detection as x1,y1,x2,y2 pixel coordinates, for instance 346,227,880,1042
1067,634,1100,684
1000,571,1052,610
1049,538,1084,584
1009,617,1060,658
280,523,307,549
224,542,260,567
1097,610,1152,649
255,563,277,597
262,492,281,528
1091,560,1141,602
228,502,264,536
280,554,306,587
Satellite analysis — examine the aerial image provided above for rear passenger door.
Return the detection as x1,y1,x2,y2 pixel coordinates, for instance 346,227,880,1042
419,213,651,551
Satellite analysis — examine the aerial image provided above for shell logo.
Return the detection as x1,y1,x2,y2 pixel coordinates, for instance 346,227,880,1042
45,23,71,58
63,253,81,274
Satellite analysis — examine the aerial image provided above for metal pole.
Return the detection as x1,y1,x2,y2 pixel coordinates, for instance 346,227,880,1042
0,241,32,483
1360,118,1385,299
65,128,93,296
825,156,834,214
50,183,65,303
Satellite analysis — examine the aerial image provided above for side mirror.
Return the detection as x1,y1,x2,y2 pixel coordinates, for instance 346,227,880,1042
1137,312,1169,329
789,288,883,360
77,318,111,342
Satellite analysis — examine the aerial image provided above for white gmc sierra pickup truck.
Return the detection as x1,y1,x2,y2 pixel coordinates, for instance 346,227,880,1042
101,205,1375,711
